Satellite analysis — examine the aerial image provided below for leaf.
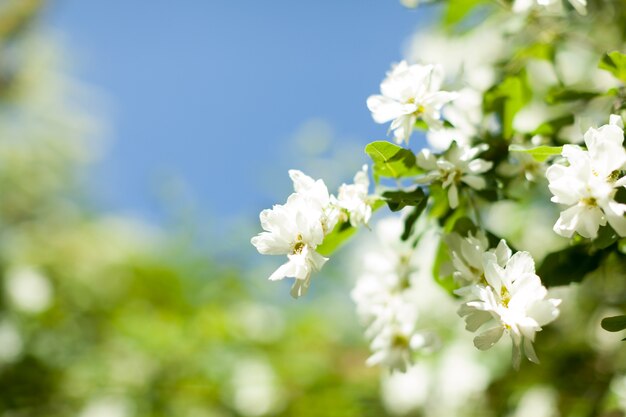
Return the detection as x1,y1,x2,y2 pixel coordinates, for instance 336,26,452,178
382,187,426,212
545,88,600,104
364,141,420,182
401,194,428,241
316,221,356,257
443,0,486,27
432,238,457,296
599,51,626,82
532,114,575,136
601,315,626,332
484,75,532,139
537,245,603,287
593,225,619,250
508,145,563,162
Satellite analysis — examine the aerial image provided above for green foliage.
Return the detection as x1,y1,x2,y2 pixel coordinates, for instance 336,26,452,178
401,193,428,241
599,51,626,82
364,141,420,181
382,187,426,212
443,0,486,27
600,315,626,332
317,221,357,256
545,88,600,104
538,245,604,287
508,144,563,162
484,74,532,139
532,115,575,137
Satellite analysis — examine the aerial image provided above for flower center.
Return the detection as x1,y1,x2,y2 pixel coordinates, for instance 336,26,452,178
293,234,305,255
581,197,597,206
500,287,511,307
391,333,410,348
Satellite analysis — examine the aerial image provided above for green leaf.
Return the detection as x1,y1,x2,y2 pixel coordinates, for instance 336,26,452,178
316,221,356,257
432,239,457,296
364,141,420,182
593,225,619,250
601,315,626,332
532,114,575,136
484,75,532,139
537,245,603,287
401,194,428,241
443,0,485,26
545,88,600,104
508,145,563,162
382,187,426,212
599,51,626,82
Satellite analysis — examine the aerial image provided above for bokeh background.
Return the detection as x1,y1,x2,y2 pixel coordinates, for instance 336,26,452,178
0,1,436,416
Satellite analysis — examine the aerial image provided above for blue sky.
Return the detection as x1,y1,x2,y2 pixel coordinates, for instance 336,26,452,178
45,1,433,228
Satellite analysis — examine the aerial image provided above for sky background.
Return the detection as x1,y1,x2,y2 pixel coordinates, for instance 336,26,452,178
43,1,434,232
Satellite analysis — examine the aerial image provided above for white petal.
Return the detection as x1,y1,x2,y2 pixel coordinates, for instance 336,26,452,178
474,326,504,350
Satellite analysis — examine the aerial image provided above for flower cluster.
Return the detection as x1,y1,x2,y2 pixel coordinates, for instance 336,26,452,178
366,61,457,144
351,217,435,372
252,168,373,298
416,143,493,209
547,115,626,239
447,234,561,368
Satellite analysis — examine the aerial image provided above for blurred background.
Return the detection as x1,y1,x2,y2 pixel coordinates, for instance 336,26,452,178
3,1,626,416
0,1,432,416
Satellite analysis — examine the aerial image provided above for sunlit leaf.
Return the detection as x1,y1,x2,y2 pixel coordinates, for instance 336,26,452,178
508,145,563,162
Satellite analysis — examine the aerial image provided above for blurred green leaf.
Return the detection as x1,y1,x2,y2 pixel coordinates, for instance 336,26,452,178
508,145,563,162
484,75,532,139
382,187,426,212
443,0,485,26
546,88,600,104
532,114,575,136
537,245,603,287
599,51,626,82
401,193,428,241
601,315,626,332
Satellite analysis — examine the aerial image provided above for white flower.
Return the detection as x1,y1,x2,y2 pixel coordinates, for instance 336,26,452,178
252,170,341,298
445,231,511,287
457,242,561,368
288,169,340,234
546,115,626,239
351,217,435,372
426,87,482,151
513,0,586,15
416,143,493,209
336,165,372,227
367,61,457,144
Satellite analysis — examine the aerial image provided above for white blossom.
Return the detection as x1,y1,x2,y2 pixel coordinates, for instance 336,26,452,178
252,171,340,298
367,61,457,144
351,217,435,372
335,164,372,227
457,241,561,368
546,115,626,239
426,87,483,151
416,143,493,209
445,231,511,287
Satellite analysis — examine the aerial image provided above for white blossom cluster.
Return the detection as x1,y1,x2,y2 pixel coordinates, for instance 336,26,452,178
366,61,457,144
251,166,373,298
449,233,561,368
547,115,626,239
351,217,435,372
416,143,493,209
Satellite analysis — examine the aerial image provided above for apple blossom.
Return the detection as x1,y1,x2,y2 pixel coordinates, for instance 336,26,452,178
546,115,626,239
367,61,457,144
